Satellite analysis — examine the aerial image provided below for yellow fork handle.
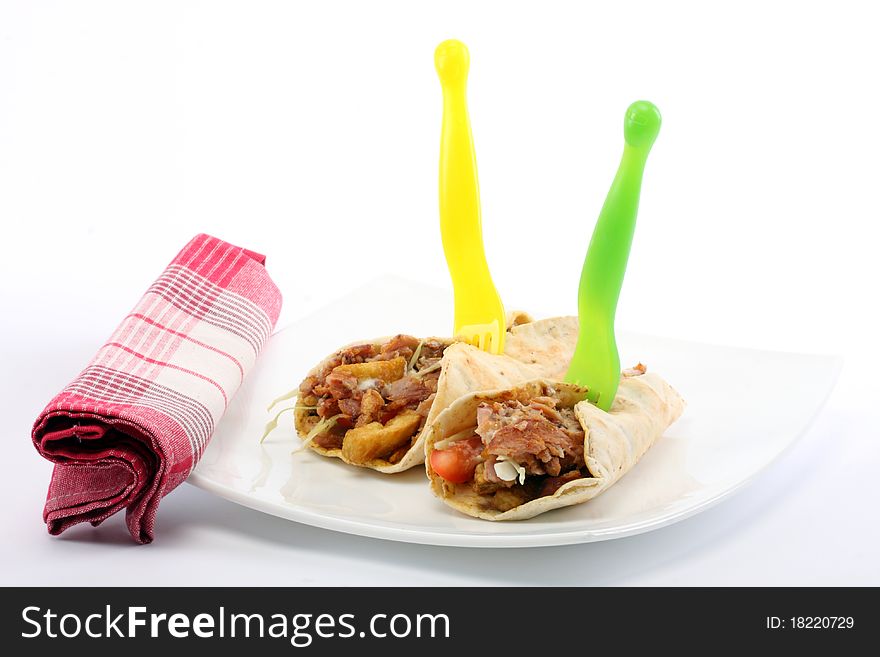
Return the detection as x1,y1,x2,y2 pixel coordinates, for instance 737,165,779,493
435,39,504,348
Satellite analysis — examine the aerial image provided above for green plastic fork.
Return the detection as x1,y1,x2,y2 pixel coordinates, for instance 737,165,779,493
565,100,662,410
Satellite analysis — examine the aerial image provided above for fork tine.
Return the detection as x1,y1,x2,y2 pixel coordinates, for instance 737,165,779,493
457,326,503,353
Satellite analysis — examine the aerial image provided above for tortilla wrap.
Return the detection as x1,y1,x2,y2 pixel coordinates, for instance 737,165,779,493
293,315,580,473
424,369,685,519
503,315,579,381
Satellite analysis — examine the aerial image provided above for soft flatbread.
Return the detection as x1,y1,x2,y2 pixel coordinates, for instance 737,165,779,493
424,365,685,519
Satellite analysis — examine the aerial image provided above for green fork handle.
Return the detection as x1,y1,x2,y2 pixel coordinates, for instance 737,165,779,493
565,101,662,410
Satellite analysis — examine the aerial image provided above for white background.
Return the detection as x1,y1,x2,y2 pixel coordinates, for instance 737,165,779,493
1,0,878,585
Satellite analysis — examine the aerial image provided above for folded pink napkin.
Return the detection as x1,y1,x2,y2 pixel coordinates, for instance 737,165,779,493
32,234,282,543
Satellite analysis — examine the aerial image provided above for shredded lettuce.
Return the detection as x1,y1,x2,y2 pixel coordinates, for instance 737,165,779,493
260,405,317,443
266,386,300,412
295,414,342,453
408,339,425,372
260,406,295,443
413,359,442,379
494,456,526,485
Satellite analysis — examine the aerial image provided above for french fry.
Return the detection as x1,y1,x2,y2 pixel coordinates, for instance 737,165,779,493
342,410,422,464
332,357,406,383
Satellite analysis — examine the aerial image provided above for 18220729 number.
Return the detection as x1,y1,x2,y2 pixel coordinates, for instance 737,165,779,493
790,617,854,629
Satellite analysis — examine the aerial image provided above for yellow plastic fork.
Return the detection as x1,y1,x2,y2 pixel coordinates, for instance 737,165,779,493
435,39,506,354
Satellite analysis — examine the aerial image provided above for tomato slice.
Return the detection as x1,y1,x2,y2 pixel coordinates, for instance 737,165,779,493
430,437,483,483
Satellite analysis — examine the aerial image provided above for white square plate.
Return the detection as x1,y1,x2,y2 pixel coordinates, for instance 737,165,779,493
189,278,840,547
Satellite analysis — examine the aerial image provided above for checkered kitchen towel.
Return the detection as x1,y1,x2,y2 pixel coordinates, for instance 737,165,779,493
31,234,282,543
